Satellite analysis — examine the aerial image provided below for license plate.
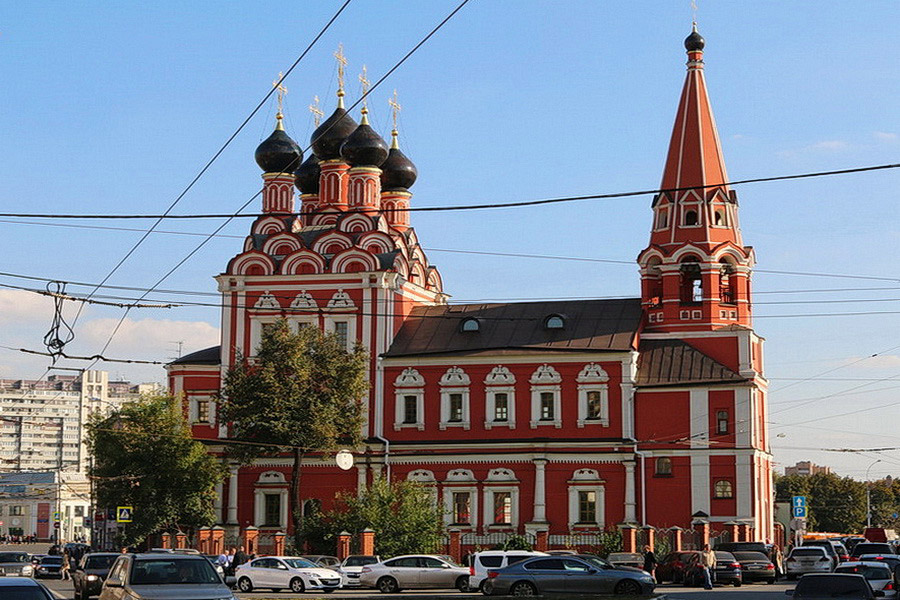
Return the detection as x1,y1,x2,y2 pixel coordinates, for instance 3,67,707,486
348,574,359,578
749,565,763,570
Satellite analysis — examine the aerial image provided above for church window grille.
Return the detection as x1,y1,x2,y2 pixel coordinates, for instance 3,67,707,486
448,393,463,422
493,393,509,422
403,395,418,424
540,392,555,421
264,494,282,526
577,491,597,523
196,399,210,424
719,261,738,305
714,480,733,499
680,259,702,305
586,391,602,420
334,321,349,349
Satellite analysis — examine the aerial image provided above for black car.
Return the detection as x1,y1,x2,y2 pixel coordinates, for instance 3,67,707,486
853,544,897,559
482,555,655,596
786,573,885,599
716,542,770,557
72,553,119,600
684,551,743,587
656,551,702,583
732,551,776,584
34,555,64,579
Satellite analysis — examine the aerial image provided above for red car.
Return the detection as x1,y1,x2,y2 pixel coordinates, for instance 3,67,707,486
656,551,701,583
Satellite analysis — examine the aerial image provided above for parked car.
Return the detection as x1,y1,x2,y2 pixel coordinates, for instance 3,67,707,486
656,551,701,583
786,573,886,600
34,556,64,579
0,577,56,600
683,551,742,587
481,554,655,596
469,550,548,593
30,554,46,566
359,554,470,593
731,551,776,584
0,551,34,577
97,553,236,600
234,556,341,593
854,544,898,559
859,554,900,577
804,540,841,569
606,553,644,570
786,546,834,579
833,541,852,563
72,553,119,600
836,562,898,599
847,538,870,553
715,542,770,557
301,555,341,570
338,555,380,587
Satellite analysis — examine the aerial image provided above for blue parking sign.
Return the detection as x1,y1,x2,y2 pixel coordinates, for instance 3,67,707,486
793,505,808,518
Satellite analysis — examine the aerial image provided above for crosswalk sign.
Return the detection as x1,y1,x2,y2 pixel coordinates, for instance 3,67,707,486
116,506,133,523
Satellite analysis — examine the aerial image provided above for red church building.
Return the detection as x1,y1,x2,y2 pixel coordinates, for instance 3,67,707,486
168,26,773,546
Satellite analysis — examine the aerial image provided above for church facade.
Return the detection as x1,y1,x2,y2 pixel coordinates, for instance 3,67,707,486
168,27,773,543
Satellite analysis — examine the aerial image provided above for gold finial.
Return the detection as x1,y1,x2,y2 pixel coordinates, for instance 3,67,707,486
334,44,348,108
272,72,288,130
358,65,370,124
309,95,324,127
388,90,402,150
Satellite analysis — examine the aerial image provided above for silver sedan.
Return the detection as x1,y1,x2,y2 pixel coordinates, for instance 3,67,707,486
359,555,470,593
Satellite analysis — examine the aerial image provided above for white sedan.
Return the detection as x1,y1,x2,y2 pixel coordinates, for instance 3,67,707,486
235,556,342,593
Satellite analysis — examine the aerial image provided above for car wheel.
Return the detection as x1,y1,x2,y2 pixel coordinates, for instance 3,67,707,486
510,581,537,597
456,576,470,592
479,580,490,595
734,581,742,587
377,576,400,593
237,577,254,592
290,578,306,593
614,580,643,596
767,578,775,585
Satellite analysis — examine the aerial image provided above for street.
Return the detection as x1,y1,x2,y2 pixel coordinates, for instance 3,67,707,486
37,576,795,600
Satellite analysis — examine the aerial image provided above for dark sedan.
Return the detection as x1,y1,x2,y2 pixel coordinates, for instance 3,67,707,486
656,551,701,583
72,553,119,600
34,556,64,579
787,573,884,599
482,555,655,596
733,551,776,583
684,551,742,587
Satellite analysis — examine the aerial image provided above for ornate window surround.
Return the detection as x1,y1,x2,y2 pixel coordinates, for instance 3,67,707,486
576,363,610,427
529,364,562,429
484,366,516,430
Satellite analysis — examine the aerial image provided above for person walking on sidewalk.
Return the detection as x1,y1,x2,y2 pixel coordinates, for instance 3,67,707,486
642,545,658,578
700,544,717,590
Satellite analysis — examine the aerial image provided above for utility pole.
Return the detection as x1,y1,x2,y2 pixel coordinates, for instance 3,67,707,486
866,459,882,528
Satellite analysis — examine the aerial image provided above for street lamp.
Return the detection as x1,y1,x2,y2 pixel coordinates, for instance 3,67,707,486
866,459,882,528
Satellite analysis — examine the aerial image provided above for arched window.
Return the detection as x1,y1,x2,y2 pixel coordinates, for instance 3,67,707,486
460,318,480,333
657,207,669,229
714,480,733,499
646,257,663,307
545,315,565,330
680,257,702,304
719,259,737,305
684,210,699,226
655,457,672,476
714,209,725,226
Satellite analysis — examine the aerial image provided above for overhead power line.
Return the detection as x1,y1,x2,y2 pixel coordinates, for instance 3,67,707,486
0,162,897,221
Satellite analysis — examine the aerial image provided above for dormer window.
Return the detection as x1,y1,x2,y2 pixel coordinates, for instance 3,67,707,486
684,210,699,226
460,318,480,333
545,315,565,330
714,209,726,226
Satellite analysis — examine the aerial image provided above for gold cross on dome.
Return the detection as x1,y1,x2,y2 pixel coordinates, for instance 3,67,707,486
272,72,288,116
358,65,370,113
388,89,401,131
334,44,348,97
309,95,324,126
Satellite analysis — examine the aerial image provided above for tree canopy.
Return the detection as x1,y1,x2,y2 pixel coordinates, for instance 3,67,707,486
775,472,869,533
87,395,226,545
219,319,368,547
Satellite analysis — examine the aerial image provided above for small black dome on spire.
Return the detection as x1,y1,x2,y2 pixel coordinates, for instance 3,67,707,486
381,137,417,191
294,153,320,194
255,120,302,173
311,107,358,160
340,121,389,167
685,25,705,52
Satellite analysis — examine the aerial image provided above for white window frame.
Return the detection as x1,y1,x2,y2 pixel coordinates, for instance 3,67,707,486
394,368,425,431
567,469,605,528
530,364,562,429
485,388,516,429
576,363,610,428
323,315,356,351
191,395,215,426
483,486,519,528
288,315,319,332
249,315,281,356
681,202,703,227
254,484,288,529
655,205,669,230
439,367,471,430
444,486,478,528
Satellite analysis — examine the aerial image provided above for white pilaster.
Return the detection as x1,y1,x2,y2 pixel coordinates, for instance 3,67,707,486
532,458,547,522
620,352,638,439
690,453,711,517
356,464,367,497
227,466,239,524
214,481,224,523
736,454,752,519
624,461,637,523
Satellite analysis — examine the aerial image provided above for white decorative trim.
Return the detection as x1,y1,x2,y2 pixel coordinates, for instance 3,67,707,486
253,291,280,310
486,468,518,482
394,388,424,431
568,482,605,529
290,290,318,310
440,367,471,430
439,366,471,386
395,368,425,387
529,364,562,384
576,364,609,383
577,365,609,428
407,469,436,483
446,469,476,482
484,387,516,430
444,486,478,528
327,289,355,309
484,366,516,385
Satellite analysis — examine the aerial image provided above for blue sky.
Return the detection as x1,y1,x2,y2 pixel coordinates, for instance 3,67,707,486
1,1,899,478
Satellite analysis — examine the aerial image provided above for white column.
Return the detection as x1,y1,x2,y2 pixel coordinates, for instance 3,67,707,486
356,464,367,497
533,458,547,522
214,481,224,524
227,466,239,524
624,461,637,523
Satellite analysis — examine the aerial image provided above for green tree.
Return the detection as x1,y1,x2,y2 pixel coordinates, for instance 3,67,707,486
301,478,445,558
87,395,226,546
868,478,900,529
219,319,368,549
807,472,866,533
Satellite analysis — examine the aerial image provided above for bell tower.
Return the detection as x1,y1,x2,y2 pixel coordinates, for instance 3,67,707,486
637,25,755,333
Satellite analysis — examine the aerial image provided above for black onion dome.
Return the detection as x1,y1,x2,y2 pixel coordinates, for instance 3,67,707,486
311,107,357,160
685,27,705,52
340,122,389,167
255,125,302,173
381,146,417,191
294,153,320,194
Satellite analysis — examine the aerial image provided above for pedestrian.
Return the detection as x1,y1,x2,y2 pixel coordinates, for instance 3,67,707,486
700,544,716,590
232,546,248,571
61,551,71,581
642,544,658,577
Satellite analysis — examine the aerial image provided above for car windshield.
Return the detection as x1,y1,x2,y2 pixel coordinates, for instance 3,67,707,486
0,587,51,600
734,552,769,561
796,576,867,596
0,553,29,563
129,558,221,585
715,552,736,561
608,553,640,560
836,566,891,580
85,555,117,569
578,556,612,569
41,557,63,565
792,549,827,557
344,556,378,567
283,558,317,569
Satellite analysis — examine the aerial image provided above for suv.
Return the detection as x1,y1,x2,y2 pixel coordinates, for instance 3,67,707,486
804,540,840,569
0,552,34,578
97,553,235,600
468,550,548,593
715,542,770,557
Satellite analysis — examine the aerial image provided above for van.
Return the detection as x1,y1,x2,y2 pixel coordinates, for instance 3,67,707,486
468,550,548,593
